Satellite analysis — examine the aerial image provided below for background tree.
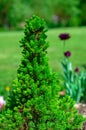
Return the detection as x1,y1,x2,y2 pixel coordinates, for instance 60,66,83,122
0,0,32,29
8,0,32,29
0,0,86,29
79,0,86,26
0,0,13,28
44,0,81,27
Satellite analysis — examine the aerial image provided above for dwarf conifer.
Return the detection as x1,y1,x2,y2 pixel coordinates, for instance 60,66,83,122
0,15,84,130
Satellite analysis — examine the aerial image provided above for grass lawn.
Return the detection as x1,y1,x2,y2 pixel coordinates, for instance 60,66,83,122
0,27,86,96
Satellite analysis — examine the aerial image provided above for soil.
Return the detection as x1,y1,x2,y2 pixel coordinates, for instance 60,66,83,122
74,103,86,130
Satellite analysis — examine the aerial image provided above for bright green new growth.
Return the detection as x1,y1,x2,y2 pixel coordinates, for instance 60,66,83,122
0,15,84,130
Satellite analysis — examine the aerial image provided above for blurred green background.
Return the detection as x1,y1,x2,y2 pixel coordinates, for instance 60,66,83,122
0,0,86,97
0,0,86,30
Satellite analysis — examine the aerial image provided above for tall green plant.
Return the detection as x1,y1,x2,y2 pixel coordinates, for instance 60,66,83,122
0,15,84,130
61,57,83,103
59,33,86,103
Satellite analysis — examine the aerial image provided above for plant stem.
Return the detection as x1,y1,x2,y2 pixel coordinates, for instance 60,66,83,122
64,40,66,52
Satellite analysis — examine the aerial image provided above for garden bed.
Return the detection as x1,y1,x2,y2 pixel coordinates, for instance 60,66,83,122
75,103,86,130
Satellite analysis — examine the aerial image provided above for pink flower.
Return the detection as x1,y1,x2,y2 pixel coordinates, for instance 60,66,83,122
0,96,6,109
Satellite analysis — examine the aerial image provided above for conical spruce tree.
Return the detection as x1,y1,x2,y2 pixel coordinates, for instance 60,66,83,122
0,15,84,130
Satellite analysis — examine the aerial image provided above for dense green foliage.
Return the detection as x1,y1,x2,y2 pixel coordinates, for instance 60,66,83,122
0,27,86,97
0,0,86,29
0,15,85,130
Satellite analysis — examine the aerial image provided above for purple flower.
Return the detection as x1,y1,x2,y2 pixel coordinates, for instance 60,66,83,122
59,33,70,40
64,51,71,57
74,68,79,73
